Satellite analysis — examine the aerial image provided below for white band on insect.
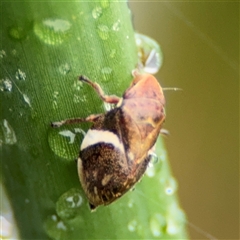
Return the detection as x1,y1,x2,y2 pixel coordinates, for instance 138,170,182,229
80,129,125,154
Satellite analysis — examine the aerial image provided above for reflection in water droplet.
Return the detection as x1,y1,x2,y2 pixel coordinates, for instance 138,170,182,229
97,25,109,40
128,219,137,232
59,130,76,144
92,6,102,19
48,127,84,160
0,78,12,92
59,63,71,75
150,213,165,237
0,119,17,145
112,20,121,31
23,94,32,108
15,69,26,80
164,177,178,196
0,50,6,58
44,214,69,240
135,33,163,74
34,18,71,45
56,188,83,220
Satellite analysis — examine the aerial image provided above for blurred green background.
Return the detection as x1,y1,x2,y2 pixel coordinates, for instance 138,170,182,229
130,2,239,239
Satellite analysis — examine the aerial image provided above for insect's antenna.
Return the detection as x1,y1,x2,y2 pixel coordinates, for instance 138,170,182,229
135,189,218,240
162,87,183,91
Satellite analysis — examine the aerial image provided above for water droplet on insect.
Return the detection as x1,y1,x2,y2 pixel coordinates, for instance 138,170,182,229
128,219,137,232
0,50,6,58
44,214,69,240
164,177,178,196
92,6,102,19
112,20,121,31
58,63,71,75
97,24,109,40
0,78,12,92
48,127,85,160
34,18,71,45
150,214,165,237
56,188,83,220
15,69,26,80
0,119,17,145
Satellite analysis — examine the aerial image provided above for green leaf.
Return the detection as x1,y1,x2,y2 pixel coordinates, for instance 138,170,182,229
1,1,189,239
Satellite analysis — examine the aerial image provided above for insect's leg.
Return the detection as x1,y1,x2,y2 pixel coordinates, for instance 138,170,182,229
79,75,121,104
51,114,102,128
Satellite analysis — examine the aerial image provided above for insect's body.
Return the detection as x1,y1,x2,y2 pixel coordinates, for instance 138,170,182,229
52,72,165,210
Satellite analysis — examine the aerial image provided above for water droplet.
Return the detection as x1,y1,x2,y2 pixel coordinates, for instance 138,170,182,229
164,177,178,196
0,50,6,58
112,20,121,31
11,49,17,55
15,69,26,80
0,119,17,145
1,184,20,239
128,199,134,208
8,26,27,40
135,33,163,74
101,0,110,8
34,18,72,45
166,203,186,236
128,219,137,232
92,6,102,19
101,67,113,82
59,63,71,75
109,49,116,58
146,165,155,178
25,198,30,204
22,94,32,108
150,213,165,237
103,102,113,111
44,214,69,240
97,25,109,40
73,79,83,91
56,188,83,220
48,127,85,160
149,152,159,165
0,78,12,91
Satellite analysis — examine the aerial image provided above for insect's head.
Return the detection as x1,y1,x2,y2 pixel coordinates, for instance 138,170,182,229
123,73,165,105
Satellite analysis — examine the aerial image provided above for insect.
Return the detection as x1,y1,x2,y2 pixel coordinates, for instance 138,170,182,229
51,71,166,211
